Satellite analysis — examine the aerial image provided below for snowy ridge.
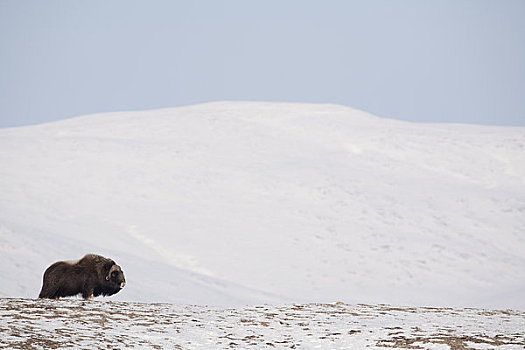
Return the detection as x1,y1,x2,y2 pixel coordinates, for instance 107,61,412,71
0,102,524,309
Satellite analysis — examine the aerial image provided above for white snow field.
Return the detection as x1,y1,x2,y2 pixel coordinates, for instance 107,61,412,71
0,102,524,310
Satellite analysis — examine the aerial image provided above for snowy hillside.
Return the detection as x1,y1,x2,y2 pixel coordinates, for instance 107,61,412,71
0,102,524,309
1,299,524,349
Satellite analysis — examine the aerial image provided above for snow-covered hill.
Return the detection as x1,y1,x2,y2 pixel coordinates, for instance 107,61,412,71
1,299,524,349
1,102,524,309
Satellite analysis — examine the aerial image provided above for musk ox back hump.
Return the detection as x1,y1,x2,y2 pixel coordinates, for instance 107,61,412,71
39,254,126,300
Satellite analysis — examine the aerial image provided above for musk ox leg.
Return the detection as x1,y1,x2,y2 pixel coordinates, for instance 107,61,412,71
38,281,50,298
82,291,94,300
39,283,59,299
82,285,95,300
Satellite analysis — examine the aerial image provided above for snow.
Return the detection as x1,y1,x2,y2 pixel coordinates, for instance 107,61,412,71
1,299,524,349
0,101,524,309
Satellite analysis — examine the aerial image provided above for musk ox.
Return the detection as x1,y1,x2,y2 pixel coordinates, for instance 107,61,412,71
38,254,126,300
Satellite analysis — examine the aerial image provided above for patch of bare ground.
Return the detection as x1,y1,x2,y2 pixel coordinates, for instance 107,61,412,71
377,334,524,349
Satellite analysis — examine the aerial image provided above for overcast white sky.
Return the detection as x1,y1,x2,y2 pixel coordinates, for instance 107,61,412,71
1,0,524,127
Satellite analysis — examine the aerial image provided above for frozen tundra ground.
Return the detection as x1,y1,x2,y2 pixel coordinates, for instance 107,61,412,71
0,298,524,349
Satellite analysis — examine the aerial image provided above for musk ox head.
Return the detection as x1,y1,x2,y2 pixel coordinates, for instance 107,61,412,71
105,264,126,290
39,254,126,300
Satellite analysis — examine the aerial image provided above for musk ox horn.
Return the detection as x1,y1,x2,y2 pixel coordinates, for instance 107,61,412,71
106,264,121,281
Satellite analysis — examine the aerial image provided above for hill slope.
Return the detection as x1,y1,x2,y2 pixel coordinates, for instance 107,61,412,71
0,102,524,308
1,299,524,349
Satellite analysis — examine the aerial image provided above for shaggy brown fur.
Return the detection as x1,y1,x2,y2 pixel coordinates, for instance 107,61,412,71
38,254,126,300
